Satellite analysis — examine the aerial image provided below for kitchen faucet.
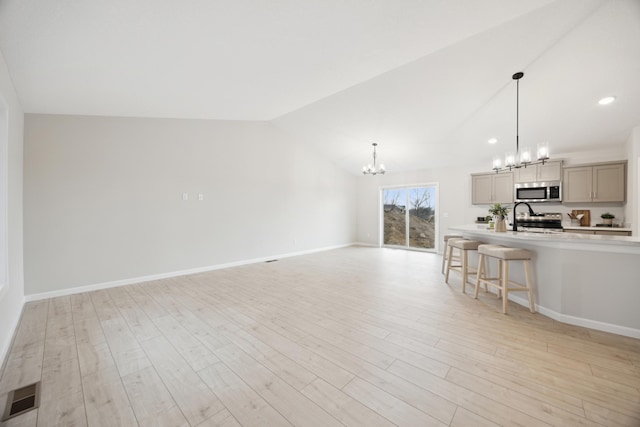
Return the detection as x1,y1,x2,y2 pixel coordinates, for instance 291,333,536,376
512,202,535,232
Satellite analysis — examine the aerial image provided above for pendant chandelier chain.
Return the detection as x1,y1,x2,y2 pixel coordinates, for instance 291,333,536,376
516,75,520,158
492,71,549,172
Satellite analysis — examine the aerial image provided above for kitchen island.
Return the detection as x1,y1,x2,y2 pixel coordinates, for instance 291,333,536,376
450,225,640,338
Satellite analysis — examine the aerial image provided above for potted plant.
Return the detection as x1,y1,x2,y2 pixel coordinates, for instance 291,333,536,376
488,203,510,232
601,212,615,225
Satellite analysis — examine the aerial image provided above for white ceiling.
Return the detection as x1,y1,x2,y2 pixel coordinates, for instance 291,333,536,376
1,0,639,174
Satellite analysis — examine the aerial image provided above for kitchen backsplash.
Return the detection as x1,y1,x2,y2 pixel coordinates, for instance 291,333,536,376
467,204,628,228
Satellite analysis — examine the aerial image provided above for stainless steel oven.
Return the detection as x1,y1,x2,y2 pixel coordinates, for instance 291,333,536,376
515,181,562,203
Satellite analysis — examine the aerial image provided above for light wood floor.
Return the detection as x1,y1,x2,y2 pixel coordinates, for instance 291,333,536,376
1,247,639,426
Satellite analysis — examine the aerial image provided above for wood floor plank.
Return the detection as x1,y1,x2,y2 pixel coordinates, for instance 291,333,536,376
73,317,107,346
342,377,447,426
196,409,242,427
82,366,138,427
275,314,396,369
89,290,121,322
124,284,169,320
42,297,77,367
71,293,99,321
494,342,593,375
107,287,162,343
244,324,355,389
0,300,49,395
76,341,117,377
100,317,152,377
453,358,586,417
214,343,343,427
139,335,224,425
298,334,458,425
582,399,640,427
450,407,500,427
121,366,187,426
301,378,396,427
38,356,87,427
387,359,550,427
445,367,603,427
151,314,220,372
215,324,317,391
590,363,640,390
197,362,292,426
2,409,38,427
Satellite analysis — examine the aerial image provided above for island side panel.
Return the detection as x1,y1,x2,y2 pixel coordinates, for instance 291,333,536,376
449,227,640,336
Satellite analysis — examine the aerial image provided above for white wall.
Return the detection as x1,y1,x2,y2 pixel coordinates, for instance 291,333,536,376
0,50,25,364
24,115,356,296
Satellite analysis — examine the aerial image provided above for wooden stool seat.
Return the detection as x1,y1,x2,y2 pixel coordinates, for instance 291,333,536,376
441,234,462,274
450,239,481,251
479,245,531,260
474,244,536,314
445,239,482,293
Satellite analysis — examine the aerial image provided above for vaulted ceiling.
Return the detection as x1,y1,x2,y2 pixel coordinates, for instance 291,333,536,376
1,0,639,173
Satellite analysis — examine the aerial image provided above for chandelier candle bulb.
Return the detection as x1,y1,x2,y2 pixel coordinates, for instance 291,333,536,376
492,156,502,170
537,142,549,161
505,152,516,168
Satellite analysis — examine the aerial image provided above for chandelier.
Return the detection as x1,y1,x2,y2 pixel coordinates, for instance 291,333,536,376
492,72,550,172
362,143,386,175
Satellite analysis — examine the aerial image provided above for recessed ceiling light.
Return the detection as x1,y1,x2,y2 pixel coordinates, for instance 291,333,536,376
598,96,616,105
488,138,497,144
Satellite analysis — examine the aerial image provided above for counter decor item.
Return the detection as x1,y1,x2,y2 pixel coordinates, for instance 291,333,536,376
567,212,584,226
571,209,590,226
488,203,510,232
601,212,615,225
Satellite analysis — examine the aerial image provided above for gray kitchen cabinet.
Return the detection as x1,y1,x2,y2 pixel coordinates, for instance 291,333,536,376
563,161,626,203
514,160,562,183
471,172,513,205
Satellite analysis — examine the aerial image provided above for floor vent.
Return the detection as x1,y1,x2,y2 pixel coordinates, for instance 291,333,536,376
2,382,40,421
265,259,278,263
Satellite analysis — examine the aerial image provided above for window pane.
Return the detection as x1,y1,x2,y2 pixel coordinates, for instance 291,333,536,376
409,187,435,249
383,189,406,246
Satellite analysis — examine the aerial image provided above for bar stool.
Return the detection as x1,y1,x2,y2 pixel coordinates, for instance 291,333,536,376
445,239,482,293
474,244,536,314
441,234,462,274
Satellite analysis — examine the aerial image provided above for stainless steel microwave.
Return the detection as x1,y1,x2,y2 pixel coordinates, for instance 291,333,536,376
515,181,562,203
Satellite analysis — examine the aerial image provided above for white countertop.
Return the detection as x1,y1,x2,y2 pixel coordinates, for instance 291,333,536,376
563,225,632,231
450,224,640,253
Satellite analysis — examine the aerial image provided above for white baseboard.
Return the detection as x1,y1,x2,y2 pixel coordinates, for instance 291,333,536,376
24,243,353,302
351,242,378,247
508,294,640,339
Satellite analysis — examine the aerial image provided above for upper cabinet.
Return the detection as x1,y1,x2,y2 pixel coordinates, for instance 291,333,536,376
514,160,562,183
563,161,626,203
472,172,513,205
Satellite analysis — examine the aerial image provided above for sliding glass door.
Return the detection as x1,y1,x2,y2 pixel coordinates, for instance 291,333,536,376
382,188,406,246
383,185,437,250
